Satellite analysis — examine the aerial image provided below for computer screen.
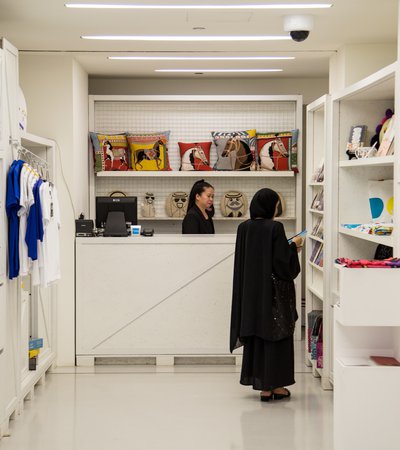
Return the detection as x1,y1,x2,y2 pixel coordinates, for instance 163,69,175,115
96,196,138,228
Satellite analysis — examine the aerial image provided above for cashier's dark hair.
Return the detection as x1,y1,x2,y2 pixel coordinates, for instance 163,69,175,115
188,179,215,215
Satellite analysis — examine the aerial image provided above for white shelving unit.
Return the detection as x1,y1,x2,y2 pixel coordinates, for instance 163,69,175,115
330,62,400,450
305,94,333,390
0,39,58,440
88,94,304,342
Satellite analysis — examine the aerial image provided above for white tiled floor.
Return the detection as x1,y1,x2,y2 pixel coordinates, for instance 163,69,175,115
0,342,333,450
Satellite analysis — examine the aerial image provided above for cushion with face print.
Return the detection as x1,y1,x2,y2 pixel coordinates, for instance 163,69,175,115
165,192,189,218
141,192,156,218
220,191,248,218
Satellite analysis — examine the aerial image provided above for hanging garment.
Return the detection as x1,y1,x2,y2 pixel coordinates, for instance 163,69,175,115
6,159,25,279
27,178,44,287
18,165,39,276
37,182,61,287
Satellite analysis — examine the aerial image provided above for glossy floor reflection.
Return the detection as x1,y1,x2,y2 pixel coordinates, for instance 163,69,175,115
0,345,332,450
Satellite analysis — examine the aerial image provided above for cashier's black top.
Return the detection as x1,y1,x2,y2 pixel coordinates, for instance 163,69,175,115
182,205,215,234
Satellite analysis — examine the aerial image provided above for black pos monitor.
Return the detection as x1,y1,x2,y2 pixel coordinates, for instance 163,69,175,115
96,196,137,237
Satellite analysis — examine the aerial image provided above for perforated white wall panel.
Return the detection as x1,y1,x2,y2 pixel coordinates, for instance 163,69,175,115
93,100,298,233
94,101,297,170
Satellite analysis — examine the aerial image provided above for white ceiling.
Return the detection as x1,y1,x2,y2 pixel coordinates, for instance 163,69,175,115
0,0,397,78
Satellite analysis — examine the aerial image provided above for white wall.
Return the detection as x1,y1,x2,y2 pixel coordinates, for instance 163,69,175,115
89,77,329,105
73,60,89,217
329,43,397,92
19,54,89,366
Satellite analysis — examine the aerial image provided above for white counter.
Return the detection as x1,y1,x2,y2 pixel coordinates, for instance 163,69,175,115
75,235,237,365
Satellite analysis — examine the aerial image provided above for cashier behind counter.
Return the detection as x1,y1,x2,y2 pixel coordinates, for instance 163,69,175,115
182,180,215,235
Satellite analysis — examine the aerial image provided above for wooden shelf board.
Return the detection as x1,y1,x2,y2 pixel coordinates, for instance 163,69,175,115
309,209,324,215
309,182,325,186
308,235,324,243
21,132,55,148
308,285,324,301
96,170,295,178
339,156,394,168
308,261,324,272
339,227,393,246
332,63,396,102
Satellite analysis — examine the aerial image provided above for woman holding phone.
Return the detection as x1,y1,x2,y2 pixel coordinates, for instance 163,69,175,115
230,188,303,402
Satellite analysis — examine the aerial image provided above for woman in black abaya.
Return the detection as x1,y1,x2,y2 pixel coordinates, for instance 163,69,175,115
230,188,303,401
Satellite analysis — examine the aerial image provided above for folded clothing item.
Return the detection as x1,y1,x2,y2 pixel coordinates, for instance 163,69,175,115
341,222,393,236
335,257,400,268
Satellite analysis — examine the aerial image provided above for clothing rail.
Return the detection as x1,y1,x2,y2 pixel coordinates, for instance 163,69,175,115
10,139,50,181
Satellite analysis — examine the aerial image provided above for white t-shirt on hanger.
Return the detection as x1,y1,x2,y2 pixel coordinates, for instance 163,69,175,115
38,182,61,287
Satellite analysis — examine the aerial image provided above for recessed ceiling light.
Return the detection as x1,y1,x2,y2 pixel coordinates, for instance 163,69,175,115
66,3,333,10
155,69,283,73
82,35,291,41
108,56,295,61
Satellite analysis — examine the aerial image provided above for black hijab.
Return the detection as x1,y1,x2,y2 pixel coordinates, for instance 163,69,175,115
249,188,280,220
230,189,300,352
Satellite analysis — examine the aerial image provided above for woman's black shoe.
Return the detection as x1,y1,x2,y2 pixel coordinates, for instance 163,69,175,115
260,393,273,402
272,388,291,400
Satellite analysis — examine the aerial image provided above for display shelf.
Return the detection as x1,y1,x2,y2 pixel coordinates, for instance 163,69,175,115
309,209,324,215
339,155,394,168
308,261,324,272
335,266,400,326
20,131,54,149
331,62,396,102
339,227,393,246
308,285,324,301
332,62,400,450
89,94,304,344
96,170,295,178
308,235,324,243
305,94,332,391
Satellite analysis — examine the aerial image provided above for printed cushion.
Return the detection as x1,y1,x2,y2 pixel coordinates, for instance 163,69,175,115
220,191,248,218
89,132,129,172
178,142,213,171
165,192,189,218
127,131,171,171
256,130,299,171
212,130,256,171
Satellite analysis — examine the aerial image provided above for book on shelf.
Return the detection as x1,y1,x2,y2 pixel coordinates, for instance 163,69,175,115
312,217,324,239
346,125,367,153
311,190,324,211
314,248,324,267
311,160,324,183
370,356,400,366
29,338,43,351
377,115,395,157
310,241,323,263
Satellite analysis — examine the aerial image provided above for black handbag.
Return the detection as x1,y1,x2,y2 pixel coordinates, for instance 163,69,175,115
271,274,298,341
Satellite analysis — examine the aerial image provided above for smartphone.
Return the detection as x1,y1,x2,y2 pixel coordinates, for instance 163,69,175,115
288,229,307,244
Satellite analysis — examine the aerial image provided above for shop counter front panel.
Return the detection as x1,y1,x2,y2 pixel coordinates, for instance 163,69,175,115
76,236,236,358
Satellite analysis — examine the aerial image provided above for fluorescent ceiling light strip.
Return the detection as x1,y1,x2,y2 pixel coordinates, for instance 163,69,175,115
155,69,283,73
82,35,291,41
66,3,332,10
109,56,295,61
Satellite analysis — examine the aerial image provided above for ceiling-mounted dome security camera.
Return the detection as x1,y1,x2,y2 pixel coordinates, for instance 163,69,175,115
284,15,314,42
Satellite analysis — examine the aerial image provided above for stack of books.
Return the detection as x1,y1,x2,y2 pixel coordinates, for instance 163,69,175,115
29,338,44,371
